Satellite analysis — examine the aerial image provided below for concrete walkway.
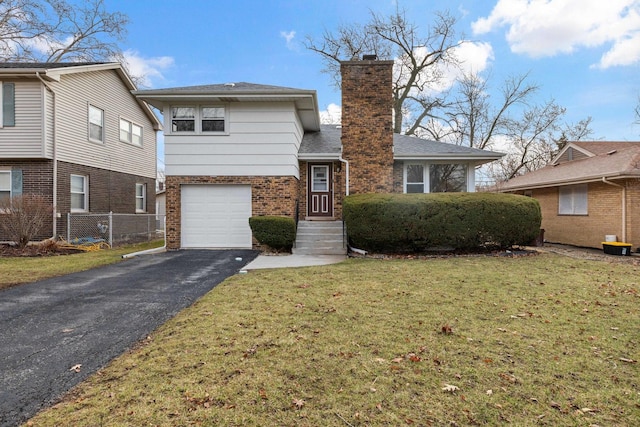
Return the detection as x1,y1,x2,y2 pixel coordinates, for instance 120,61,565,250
242,254,347,270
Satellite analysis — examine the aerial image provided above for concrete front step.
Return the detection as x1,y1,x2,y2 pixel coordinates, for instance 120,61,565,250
294,220,346,255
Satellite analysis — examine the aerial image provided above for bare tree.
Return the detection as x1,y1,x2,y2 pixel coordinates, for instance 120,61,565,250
0,194,52,249
0,0,128,63
305,9,463,135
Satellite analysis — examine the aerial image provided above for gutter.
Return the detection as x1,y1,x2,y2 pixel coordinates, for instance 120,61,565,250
601,177,626,242
36,72,58,238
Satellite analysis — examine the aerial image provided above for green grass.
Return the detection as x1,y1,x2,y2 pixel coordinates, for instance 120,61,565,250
0,240,164,290
25,253,640,426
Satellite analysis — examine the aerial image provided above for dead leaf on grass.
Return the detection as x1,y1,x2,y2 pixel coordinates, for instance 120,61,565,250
619,357,636,363
292,398,305,409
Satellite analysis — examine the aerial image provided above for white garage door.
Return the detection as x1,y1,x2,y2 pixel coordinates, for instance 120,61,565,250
181,185,252,248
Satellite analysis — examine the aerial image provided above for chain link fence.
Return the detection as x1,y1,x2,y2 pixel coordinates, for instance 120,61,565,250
67,213,165,247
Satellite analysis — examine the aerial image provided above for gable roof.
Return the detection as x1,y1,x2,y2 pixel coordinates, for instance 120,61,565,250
299,125,504,162
134,82,320,131
500,141,640,191
0,62,161,130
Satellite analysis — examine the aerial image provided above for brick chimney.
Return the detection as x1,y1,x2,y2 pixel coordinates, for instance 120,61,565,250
340,56,395,194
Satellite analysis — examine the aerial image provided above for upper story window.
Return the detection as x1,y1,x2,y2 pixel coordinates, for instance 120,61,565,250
135,183,146,212
201,107,225,132
0,171,10,202
71,174,88,212
559,184,587,215
88,105,104,143
120,118,143,146
170,105,227,134
0,82,15,127
171,107,195,132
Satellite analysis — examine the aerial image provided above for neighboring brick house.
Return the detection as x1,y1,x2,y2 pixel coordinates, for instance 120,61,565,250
0,63,161,242
135,58,502,251
498,141,640,249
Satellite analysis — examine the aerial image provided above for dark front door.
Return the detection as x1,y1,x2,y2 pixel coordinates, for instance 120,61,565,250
308,164,333,217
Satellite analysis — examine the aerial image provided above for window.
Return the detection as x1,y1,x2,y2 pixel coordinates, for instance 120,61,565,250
405,164,425,193
0,171,10,202
70,175,88,212
201,106,225,132
120,118,143,146
0,82,15,127
135,183,146,212
171,107,195,132
430,164,467,192
89,105,104,142
559,184,587,215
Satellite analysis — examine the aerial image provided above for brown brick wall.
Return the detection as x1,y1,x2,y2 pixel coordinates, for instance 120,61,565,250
0,160,54,241
523,181,640,249
165,175,299,250
392,161,404,193
340,59,395,194
0,160,154,241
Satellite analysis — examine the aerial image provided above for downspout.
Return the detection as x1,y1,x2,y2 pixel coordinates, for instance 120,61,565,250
338,150,349,196
602,177,626,242
36,72,57,238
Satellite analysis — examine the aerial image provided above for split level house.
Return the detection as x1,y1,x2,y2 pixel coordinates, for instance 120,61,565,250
0,63,161,242
499,141,640,249
135,58,503,253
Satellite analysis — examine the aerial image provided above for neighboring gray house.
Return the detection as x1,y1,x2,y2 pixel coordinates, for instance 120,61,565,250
0,63,161,241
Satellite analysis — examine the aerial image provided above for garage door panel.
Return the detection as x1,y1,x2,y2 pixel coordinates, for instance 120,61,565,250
181,185,252,248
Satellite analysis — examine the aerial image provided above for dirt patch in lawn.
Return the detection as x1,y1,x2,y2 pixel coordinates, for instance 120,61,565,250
0,242,83,257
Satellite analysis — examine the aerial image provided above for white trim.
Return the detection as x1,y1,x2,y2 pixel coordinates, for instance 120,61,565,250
88,104,104,144
70,174,88,212
135,183,146,213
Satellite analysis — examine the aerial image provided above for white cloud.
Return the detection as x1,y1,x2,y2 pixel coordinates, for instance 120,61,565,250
280,30,297,50
472,0,640,68
320,103,342,124
122,50,174,88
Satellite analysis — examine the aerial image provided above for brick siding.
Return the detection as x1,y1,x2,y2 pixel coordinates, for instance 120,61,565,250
0,160,155,242
340,59,395,194
521,180,640,249
165,175,299,250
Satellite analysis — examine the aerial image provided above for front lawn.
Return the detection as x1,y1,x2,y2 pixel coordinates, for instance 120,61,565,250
0,240,164,291
26,253,639,426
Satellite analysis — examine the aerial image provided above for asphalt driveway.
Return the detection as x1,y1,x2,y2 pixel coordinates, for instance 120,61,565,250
0,249,257,427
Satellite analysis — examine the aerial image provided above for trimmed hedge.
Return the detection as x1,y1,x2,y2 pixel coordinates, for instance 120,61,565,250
248,216,296,251
343,193,541,253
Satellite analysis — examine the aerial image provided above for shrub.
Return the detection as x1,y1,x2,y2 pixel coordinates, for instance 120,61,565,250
343,193,541,253
248,216,296,251
0,194,53,249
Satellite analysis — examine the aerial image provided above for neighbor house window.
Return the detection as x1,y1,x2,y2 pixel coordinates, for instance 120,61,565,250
88,105,104,142
171,107,195,132
430,164,467,192
0,82,15,127
405,164,425,193
71,175,88,212
120,118,143,146
135,183,146,212
201,106,225,132
559,184,587,215
0,170,10,202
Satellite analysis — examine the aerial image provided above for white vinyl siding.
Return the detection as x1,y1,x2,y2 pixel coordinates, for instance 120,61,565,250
164,102,303,177
52,69,157,179
0,80,46,158
559,184,588,215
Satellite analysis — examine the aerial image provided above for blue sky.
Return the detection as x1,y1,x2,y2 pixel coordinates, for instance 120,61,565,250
108,0,640,164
